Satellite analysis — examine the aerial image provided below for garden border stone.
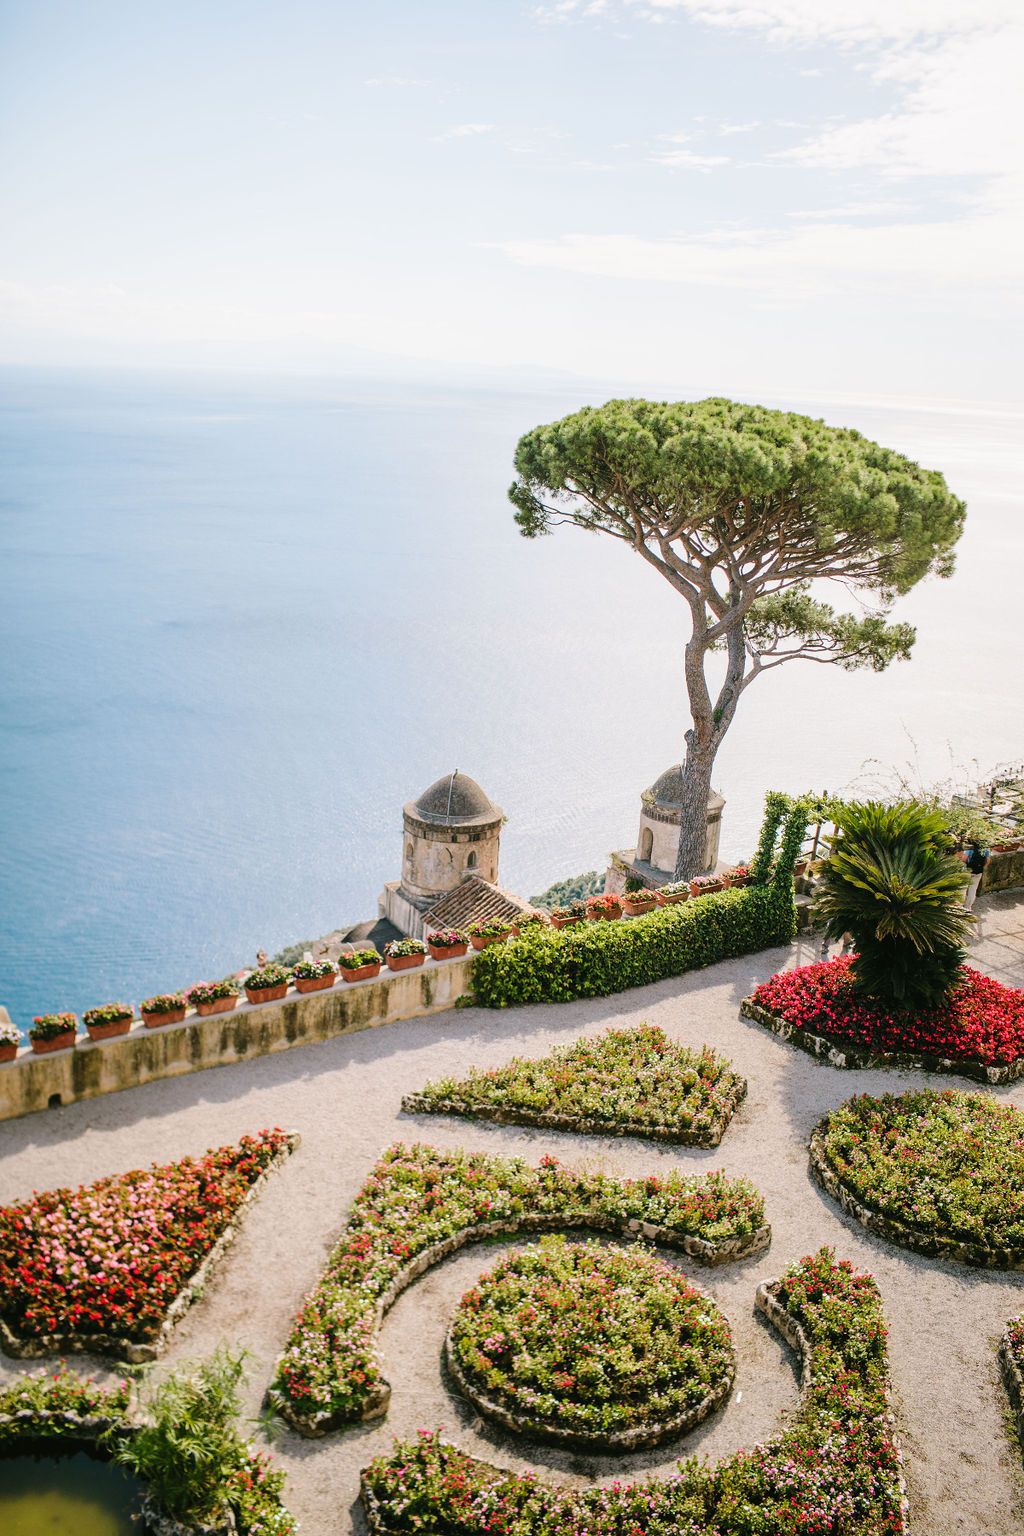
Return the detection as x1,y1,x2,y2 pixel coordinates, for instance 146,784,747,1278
740,996,1024,1085
808,1120,1024,1269
443,1264,735,1452
999,1330,1024,1464
274,1210,770,1437
0,1132,300,1364
400,1075,746,1149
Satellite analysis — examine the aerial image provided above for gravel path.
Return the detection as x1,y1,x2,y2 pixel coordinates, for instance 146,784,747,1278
2,916,1023,1534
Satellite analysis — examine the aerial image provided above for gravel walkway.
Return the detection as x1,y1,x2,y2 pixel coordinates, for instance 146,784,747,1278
2,911,1023,1534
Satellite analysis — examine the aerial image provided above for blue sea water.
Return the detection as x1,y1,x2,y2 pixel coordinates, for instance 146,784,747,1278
0,368,1021,1027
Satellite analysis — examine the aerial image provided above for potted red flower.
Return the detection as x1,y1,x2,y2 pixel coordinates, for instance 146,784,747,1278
244,963,291,1005
657,880,690,905
689,872,725,897
510,911,548,937
550,901,586,929
723,864,751,888
585,893,622,922
466,920,511,951
337,948,383,983
621,887,658,916
384,938,428,971
82,1003,134,1041
29,1013,78,1054
426,928,469,961
291,958,336,994
185,978,241,1018
140,992,187,1028
0,1018,20,1064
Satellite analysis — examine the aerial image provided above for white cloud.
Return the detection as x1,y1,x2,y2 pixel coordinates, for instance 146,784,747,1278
538,0,1018,45
433,122,495,141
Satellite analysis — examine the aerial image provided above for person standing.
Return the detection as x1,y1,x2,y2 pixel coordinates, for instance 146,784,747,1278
963,841,990,910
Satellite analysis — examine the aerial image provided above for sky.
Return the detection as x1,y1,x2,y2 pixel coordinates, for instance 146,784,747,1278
1,0,1022,403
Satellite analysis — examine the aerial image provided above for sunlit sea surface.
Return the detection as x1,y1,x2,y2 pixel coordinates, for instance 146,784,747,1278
1,368,1021,1025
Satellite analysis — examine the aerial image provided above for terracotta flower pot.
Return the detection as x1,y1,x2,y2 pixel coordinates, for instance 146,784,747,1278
470,933,507,951
550,915,581,929
724,874,750,888
0,1042,18,1063
428,942,468,961
660,890,689,905
386,951,426,971
194,995,238,1018
340,962,382,983
689,879,724,897
30,1030,77,1054
245,982,289,1006
143,1007,186,1028
587,908,620,922
622,898,657,916
294,972,336,994
85,1017,132,1041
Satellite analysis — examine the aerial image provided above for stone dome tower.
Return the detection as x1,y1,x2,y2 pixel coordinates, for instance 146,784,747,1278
380,770,507,935
607,766,725,893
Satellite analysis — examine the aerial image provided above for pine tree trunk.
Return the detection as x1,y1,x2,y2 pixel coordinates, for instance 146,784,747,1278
673,737,718,881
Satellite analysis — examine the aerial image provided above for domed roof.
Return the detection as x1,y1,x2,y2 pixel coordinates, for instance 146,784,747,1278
647,765,686,808
406,770,502,827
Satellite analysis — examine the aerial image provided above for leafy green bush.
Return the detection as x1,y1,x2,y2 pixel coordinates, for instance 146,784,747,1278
404,1022,745,1145
813,800,972,1007
0,1369,129,1440
363,1248,902,1535
530,870,604,909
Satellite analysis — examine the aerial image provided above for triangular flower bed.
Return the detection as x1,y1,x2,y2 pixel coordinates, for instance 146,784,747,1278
269,1141,769,1436
0,1128,297,1363
361,1249,908,1536
402,1023,746,1147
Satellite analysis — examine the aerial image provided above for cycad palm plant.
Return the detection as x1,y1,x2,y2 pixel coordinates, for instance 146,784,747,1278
813,801,972,1008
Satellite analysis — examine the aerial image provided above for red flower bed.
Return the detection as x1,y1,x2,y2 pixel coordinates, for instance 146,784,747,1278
752,957,1024,1066
0,1129,291,1346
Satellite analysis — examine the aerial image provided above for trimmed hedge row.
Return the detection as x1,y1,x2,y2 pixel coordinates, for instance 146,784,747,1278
472,884,796,1007
471,790,809,1008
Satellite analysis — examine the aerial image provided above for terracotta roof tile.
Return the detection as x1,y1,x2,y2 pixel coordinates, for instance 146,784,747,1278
423,877,531,931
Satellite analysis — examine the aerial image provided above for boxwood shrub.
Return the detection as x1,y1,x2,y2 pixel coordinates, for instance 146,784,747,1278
471,793,808,1009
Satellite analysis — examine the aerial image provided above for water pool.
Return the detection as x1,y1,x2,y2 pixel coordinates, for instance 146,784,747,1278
0,1450,143,1535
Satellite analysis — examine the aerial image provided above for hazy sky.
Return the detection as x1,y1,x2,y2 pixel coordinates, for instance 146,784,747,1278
2,0,1022,402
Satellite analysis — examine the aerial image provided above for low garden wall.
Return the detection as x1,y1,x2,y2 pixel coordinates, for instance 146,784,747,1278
983,847,1024,894
0,959,474,1124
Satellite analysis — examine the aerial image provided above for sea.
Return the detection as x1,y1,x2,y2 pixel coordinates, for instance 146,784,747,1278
1,367,1021,1028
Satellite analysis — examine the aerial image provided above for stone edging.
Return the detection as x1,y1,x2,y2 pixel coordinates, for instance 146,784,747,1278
999,1330,1024,1464
443,1283,735,1452
359,1276,908,1533
400,1075,747,1149
808,1123,1024,1270
753,1280,910,1533
740,997,1024,1086
274,1211,770,1437
0,1132,300,1364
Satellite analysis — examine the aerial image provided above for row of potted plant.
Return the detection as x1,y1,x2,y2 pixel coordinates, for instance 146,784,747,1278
546,868,752,927
7,936,497,1059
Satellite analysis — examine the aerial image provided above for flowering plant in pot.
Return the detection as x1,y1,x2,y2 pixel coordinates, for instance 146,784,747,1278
723,864,751,888
291,958,336,993
0,1018,19,1064
426,928,469,960
29,1013,78,1054
621,887,658,915
585,893,622,921
244,963,291,1006
384,938,428,971
657,880,690,905
337,948,383,982
82,1003,134,1041
185,978,241,1018
140,993,187,1028
466,920,512,951
689,872,725,897
550,900,586,929
510,911,548,936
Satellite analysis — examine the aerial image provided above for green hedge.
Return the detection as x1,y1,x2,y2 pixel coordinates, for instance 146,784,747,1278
472,792,809,1009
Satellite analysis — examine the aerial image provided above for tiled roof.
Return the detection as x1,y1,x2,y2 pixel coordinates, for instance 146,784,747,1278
423,876,531,931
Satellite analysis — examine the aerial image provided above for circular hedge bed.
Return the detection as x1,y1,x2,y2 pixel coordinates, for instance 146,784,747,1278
445,1236,734,1450
811,1089,1024,1267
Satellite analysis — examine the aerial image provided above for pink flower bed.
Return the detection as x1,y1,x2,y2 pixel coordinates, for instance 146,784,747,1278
752,957,1024,1066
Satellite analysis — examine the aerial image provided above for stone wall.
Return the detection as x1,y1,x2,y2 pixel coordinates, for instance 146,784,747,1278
983,847,1024,894
0,958,474,1124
